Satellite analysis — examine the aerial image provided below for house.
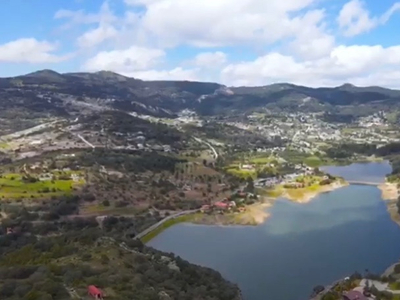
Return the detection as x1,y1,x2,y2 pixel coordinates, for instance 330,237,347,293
214,202,229,210
88,285,104,299
342,290,367,300
240,164,255,170
237,192,247,198
6,227,14,235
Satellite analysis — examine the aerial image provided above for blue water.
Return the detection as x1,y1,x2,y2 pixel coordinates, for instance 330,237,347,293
148,162,400,300
320,161,392,183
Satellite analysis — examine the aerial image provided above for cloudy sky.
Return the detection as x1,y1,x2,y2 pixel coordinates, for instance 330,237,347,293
1,0,400,87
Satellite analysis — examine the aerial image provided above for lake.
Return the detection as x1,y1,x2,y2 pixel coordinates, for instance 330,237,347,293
148,162,400,300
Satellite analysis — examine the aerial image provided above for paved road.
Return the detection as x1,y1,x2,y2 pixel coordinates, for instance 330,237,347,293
134,209,200,240
193,137,218,159
76,134,96,149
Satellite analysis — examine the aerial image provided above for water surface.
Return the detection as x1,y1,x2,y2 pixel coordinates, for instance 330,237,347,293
149,162,400,300
320,161,392,183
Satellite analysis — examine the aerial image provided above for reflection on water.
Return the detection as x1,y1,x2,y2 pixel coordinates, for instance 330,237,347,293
148,162,400,300
267,186,380,235
320,161,392,183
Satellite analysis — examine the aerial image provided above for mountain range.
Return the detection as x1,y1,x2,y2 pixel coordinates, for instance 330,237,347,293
1,69,400,120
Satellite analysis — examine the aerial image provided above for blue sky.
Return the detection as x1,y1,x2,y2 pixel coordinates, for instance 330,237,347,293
1,0,400,87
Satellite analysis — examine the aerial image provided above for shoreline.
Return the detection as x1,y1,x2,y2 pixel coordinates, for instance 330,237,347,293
143,180,349,242
143,177,396,243
282,180,349,203
378,182,400,227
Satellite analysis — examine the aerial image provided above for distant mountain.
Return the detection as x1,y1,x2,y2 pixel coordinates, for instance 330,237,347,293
1,70,400,119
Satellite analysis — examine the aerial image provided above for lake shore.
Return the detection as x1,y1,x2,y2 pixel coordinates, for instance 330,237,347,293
379,182,398,201
282,180,349,203
190,201,273,226
191,180,349,227
142,178,353,243
379,182,400,227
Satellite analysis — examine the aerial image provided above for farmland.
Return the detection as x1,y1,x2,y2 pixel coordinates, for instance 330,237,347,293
0,172,84,200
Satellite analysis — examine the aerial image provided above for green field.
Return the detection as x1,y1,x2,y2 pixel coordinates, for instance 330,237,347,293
0,173,84,199
250,157,274,164
303,156,323,167
225,167,256,179
390,282,400,290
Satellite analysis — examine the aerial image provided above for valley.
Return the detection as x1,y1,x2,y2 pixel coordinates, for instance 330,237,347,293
2,70,400,300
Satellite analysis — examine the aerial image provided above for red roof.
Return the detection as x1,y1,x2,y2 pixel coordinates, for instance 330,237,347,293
88,285,103,297
214,202,229,208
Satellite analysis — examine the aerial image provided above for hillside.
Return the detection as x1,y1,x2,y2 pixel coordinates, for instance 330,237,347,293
0,207,241,300
1,70,400,127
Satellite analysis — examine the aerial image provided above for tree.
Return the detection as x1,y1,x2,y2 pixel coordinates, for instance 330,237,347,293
244,177,254,193
101,254,109,265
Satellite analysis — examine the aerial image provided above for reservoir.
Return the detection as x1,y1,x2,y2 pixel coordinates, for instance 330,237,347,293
148,162,400,300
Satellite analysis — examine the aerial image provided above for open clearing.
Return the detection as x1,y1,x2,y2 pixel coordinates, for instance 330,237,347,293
0,173,84,199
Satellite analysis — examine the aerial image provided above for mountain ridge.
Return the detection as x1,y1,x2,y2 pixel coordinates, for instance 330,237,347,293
1,69,400,119
4,69,400,91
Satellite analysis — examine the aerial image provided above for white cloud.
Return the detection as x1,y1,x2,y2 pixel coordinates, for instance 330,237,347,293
192,51,227,68
0,38,67,63
338,0,400,37
55,2,116,28
77,24,118,48
381,3,400,23
288,9,335,59
15,0,397,88
126,67,198,81
220,45,400,88
82,45,198,81
82,46,165,72
130,0,323,47
337,0,377,36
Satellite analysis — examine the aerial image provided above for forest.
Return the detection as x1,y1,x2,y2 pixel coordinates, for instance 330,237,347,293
0,198,240,300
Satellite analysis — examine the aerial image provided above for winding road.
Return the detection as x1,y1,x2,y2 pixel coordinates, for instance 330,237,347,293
193,137,218,159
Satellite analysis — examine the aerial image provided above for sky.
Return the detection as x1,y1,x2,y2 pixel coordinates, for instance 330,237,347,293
1,0,400,87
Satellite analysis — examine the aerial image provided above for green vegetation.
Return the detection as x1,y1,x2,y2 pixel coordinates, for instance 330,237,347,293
79,149,185,173
0,198,240,300
303,156,323,167
389,282,400,290
225,167,256,179
250,156,274,164
141,214,200,243
0,173,84,199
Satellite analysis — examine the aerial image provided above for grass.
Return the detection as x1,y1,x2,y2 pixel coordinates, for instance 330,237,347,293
303,156,323,167
342,127,360,135
265,186,284,198
250,157,273,164
389,282,400,290
0,173,84,199
225,168,256,179
141,214,200,243
0,142,10,149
